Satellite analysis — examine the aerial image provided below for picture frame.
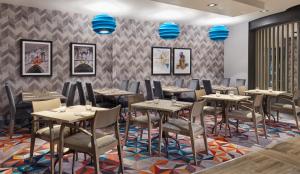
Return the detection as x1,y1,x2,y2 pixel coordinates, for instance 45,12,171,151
173,48,192,75
70,43,96,76
20,39,52,76
151,47,172,75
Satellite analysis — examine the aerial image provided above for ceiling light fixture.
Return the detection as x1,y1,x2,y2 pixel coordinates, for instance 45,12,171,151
208,3,217,7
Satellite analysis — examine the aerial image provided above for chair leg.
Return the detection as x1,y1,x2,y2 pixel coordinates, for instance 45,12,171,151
117,142,124,174
202,134,209,155
93,152,100,174
124,120,130,146
254,122,259,144
140,128,143,140
276,111,279,122
148,127,152,155
49,125,55,174
8,114,15,138
293,112,299,130
29,134,36,162
72,152,76,174
158,121,163,156
190,135,197,165
225,118,229,137
236,120,239,133
262,118,268,139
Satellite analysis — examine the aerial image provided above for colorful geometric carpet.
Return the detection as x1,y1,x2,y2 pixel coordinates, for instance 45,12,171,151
0,115,299,174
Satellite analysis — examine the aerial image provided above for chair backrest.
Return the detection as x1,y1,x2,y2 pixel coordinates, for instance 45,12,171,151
153,81,164,99
128,94,145,112
188,79,200,90
253,94,264,111
236,79,246,87
195,89,206,101
120,80,129,91
66,84,76,107
190,100,205,126
62,82,70,97
32,98,61,112
237,86,247,96
86,83,96,106
175,79,184,88
5,82,16,116
222,78,231,87
145,80,153,100
93,105,121,129
128,81,140,94
76,81,86,105
202,80,213,95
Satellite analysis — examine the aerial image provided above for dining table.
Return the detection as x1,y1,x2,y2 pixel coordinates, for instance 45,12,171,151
93,88,134,97
201,94,251,135
162,86,193,94
131,99,193,153
31,105,107,174
22,91,66,102
245,89,286,122
212,85,237,94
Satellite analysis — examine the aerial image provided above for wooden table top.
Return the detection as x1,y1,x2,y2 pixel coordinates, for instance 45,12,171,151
162,86,193,93
31,105,107,123
245,89,286,96
212,85,237,92
94,88,134,97
198,137,300,174
131,99,193,113
22,91,66,102
201,94,250,102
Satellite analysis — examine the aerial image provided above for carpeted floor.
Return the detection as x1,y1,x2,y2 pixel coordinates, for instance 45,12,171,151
0,114,299,174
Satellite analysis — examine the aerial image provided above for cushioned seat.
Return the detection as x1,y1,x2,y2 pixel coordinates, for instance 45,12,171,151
36,125,70,140
166,118,203,134
132,115,160,124
227,110,263,121
64,132,117,153
203,106,222,113
272,103,300,113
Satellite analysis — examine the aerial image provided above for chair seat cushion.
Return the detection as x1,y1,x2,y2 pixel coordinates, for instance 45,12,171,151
272,103,300,113
164,118,203,135
36,125,70,140
203,106,222,114
64,132,117,153
132,115,160,124
227,110,263,121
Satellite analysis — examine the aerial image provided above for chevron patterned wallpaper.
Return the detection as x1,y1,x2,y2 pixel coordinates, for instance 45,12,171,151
0,3,224,116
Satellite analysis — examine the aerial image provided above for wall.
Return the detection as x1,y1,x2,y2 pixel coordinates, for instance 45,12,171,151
224,22,248,86
0,3,224,116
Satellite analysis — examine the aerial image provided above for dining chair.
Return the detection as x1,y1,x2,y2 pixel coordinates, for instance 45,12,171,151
66,84,76,107
58,105,124,174
225,95,267,143
124,94,160,155
76,81,86,105
61,82,70,97
5,82,32,138
202,80,214,95
236,79,246,87
178,79,200,102
145,80,154,100
86,82,114,108
271,90,300,129
158,100,208,164
222,78,231,87
175,79,184,88
30,98,70,174
128,81,140,94
153,81,164,99
120,80,129,91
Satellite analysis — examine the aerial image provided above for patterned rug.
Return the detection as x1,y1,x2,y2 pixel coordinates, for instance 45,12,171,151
0,115,300,174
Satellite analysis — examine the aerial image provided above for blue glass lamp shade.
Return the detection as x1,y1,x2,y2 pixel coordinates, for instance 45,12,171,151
159,22,180,40
92,14,116,34
209,25,229,41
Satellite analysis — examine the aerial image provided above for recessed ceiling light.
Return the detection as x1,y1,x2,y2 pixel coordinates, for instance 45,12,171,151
259,9,269,13
208,3,217,7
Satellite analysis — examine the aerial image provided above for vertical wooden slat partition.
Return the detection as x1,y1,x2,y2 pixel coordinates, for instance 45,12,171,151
255,22,299,92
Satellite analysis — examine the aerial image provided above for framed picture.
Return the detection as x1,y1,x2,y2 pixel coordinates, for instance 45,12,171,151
173,48,192,75
70,43,96,76
21,39,52,76
151,47,171,75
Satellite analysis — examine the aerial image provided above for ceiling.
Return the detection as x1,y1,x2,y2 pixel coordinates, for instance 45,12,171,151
0,0,299,26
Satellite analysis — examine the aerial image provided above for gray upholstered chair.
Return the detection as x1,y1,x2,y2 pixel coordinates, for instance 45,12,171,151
124,94,160,155
30,98,70,173
120,80,129,91
158,100,208,164
58,105,123,174
236,79,246,87
66,83,76,107
271,91,300,129
222,78,231,87
225,95,267,144
175,79,184,88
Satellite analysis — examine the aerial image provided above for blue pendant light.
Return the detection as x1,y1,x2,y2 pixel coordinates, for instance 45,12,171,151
159,22,180,40
209,25,229,41
92,14,116,35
